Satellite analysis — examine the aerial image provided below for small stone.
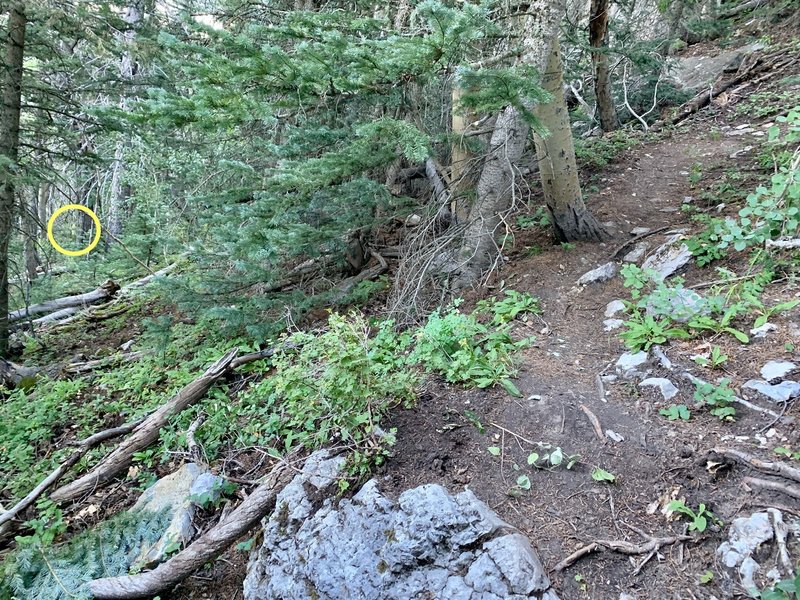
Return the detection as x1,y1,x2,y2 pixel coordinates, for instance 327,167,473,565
750,323,778,339
605,430,624,442
603,319,624,331
615,351,649,379
630,227,650,236
743,379,800,403
651,346,673,370
623,242,649,263
639,377,679,400
717,511,773,569
577,262,617,285
601,375,618,384
605,299,626,318
120,339,135,351
760,360,797,383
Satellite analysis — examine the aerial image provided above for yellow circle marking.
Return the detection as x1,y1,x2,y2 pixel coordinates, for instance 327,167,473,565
47,204,102,257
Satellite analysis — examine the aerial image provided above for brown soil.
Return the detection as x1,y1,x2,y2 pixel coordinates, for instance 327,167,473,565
382,109,800,599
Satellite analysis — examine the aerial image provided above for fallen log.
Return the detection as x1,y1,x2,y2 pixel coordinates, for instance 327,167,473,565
743,476,800,501
64,351,143,375
0,358,40,388
88,454,295,599
50,349,238,503
0,419,143,536
8,279,120,323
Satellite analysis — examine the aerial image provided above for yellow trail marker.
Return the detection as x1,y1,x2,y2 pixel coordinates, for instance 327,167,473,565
47,204,102,257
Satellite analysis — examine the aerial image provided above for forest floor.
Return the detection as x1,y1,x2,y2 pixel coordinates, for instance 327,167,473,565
383,91,800,598
3,38,800,600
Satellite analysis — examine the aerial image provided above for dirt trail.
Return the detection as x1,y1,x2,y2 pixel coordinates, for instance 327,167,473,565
385,121,785,599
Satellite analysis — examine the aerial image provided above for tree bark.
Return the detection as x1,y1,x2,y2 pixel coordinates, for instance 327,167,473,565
450,84,475,223
589,0,618,132
0,3,26,357
534,39,607,242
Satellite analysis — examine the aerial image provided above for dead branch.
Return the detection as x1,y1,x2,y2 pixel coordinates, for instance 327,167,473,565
766,238,800,250
721,0,765,17
713,447,800,483
8,279,120,323
50,349,238,503
64,351,143,375
743,476,800,500
0,420,143,534
553,532,691,572
88,455,296,599
330,250,388,300
186,414,207,466
579,404,605,441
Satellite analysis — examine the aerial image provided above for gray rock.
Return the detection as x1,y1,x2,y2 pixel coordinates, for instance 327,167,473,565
671,43,765,92
743,379,800,403
623,242,649,263
645,288,708,323
129,463,224,568
244,452,558,600
651,346,673,370
760,360,797,383
750,323,778,339
641,233,692,281
717,512,773,569
615,351,649,379
605,300,626,318
603,319,624,332
630,227,651,236
639,377,679,400
577,262,617,285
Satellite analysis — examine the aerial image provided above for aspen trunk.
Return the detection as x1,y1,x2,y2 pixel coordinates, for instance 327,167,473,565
0,3,26,357
533,39,607,242
450,85,474,223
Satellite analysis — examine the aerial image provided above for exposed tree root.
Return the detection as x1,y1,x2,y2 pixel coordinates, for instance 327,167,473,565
711,447,800,484
87,454,297,599
743,476,800,501
553,528,691,572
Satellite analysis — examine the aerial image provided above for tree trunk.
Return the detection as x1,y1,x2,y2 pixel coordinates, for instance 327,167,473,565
0,3,26,357
450,84,474,223
533,39,608,242
23,189,41,283
454,107,530,287
107,0,143,237
589,0,618,132
452,0,565,288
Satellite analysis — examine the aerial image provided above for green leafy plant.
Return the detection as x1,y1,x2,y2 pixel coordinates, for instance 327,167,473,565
591,467,616,483
753,300,800,329
660,404,691,421
411,305,531,396
526,444,580,470
694,379,736,421
476,290,541,325
753,570,800,600
775,447,800,461
667,500,719,533
692,345,728,369
619,312,689,352
700,570,714,585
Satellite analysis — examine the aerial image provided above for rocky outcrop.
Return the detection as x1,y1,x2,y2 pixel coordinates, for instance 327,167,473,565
244,450,558,600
